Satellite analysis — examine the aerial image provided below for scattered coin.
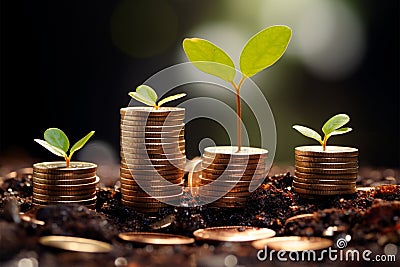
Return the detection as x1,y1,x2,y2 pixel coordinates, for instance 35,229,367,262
118,232,194,245
284,213,316,225
39,235,112,253
193,226,276,242
356,186,376,192
251,236,333,251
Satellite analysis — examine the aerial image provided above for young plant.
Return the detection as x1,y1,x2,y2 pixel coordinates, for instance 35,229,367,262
34,128,95,168
293,114,352,151
129,85,186,110
182,25,292,152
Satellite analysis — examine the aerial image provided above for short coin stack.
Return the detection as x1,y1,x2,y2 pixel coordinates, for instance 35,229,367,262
120,107,186,213
199,146,268,208
293,145,358,198
32,161,98,208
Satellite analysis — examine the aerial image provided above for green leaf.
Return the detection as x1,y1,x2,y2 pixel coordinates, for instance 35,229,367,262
182,38,236,82
293,125,322,143
128,92,156,107
44,128,69,152
240,25,292,78
136,85,158,103
34,139,66,157
322,114,350,136
328,127,352,137
158,93,187,107
70,131,95,156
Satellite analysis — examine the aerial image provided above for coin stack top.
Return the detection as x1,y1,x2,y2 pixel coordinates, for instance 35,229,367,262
199,146,268,208
119,107,186,213
293,146,358,198
32,161,98,209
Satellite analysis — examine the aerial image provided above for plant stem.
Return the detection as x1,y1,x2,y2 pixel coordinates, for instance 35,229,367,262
230,77,246,153
64,155,70,168
322,136,328,151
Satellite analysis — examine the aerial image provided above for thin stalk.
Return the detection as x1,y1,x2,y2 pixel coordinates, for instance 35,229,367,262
322,136,328,151
64,155,70,168
230,76,246,153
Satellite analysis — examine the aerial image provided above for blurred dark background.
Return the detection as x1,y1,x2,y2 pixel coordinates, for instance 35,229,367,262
1,0,399,170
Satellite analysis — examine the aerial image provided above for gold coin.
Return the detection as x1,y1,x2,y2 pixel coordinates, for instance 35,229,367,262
32,176,98,185
199,190,250,198
199,175,253,185
120,172,183,181
32,172,97,180
252,236,333,251
33,176,99,188
292,187,356,195
284,214,316,225
120,123,184,132
202,167,266,175
200,195,248,204
32,196,97,205
120,151,185,160
120,188,182,197
118,232,194,245
33,162,97,174
122,194,182,203
294,171,358,180
120,118,184,126
201,172,265,182
201,155,266,165
193,226,275,242
203,146,268,159
120,148,185,157
33,187,96,196
292,181,356,190
196,182,250,193
119,177,182,186
120,106,185,116
118,136,184,144
293,177,356,185
295,155,358,163
120,140,185,149
120,163,184,171
120,167,184,176
120,181,183,190
201,162,266,171
357,186,376,192
295,161,358,169
33,192,97,201
295,146,358,157
121,199,169,208
295,166,358,175
39,235,112,253
121,157,186,166
120,130,184,139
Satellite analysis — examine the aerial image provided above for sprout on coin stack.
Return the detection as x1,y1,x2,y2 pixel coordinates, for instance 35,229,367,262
33,128,98,208
292,114,358,198
182,25,292,207
121,85,187,212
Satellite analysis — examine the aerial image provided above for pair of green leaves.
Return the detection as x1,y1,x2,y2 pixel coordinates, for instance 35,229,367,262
129,85,186,108
34,128,95,167
293,114,352,150
182,25,292,83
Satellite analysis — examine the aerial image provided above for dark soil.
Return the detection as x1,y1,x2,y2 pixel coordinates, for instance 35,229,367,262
0,166,399,266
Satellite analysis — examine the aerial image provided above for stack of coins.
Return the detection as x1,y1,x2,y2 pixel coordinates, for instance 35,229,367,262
32,161,98,208
120,107,186,213
293,146,358,198
199,146,268,207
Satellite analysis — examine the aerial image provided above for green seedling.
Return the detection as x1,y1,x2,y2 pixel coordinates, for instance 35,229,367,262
293,114,352,151
34,128,95,168
182,25,292,152
129,85,186,110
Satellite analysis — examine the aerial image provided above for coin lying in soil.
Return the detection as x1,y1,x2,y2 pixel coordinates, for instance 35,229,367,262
39,235,112,253
251,236,333,251
193,226,276,242
118,232,195,245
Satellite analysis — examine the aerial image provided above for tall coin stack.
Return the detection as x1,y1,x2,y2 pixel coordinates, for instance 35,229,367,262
199,146,268,208
120,107,186,213
32,161,98,208
293,146,358,198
